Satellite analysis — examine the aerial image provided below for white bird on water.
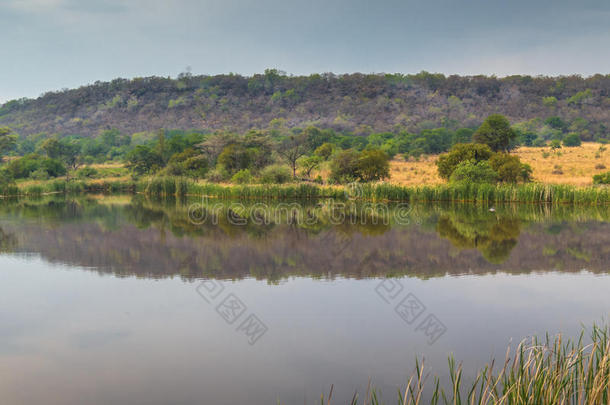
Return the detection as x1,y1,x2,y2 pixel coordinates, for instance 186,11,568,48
489,207,496,212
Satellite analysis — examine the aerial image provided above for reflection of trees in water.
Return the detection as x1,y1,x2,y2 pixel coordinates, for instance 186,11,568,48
436,214,521,264
0,227,17,253
1,196,609,279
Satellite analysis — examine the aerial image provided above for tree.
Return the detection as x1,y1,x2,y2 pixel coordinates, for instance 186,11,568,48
329,148,390,183
217,144,251,174
452,128,474,144
449,160,498,184
126,145,163,176
489,153,532,183
314,143,334,160
563,133,582,147
473,114,517,152
436,143,494,180
357,148,390,181
298,155,322,179
0,127,17,160
40,138,82,171
329,149,360,183
278,133,309,178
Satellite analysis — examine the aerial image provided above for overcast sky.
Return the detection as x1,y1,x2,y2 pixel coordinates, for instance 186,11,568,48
1,0,609,102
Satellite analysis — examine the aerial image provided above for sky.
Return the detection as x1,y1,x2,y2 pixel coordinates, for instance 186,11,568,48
0,0,609,103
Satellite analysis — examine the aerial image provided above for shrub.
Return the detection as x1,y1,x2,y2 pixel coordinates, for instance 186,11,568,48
76,167,99,179
473,114,517,152
329,148,390,183
593,171,610,185
329,149,360,183
231,169,253,184
30,168,50,180
449,160,498,184
550,140,562,150
314,143,333,160
357,148,390,182
6,154,67,179
206,167,230,183
489,153,532,183
436,143,494,179
260,165,292,184
563,133,582,147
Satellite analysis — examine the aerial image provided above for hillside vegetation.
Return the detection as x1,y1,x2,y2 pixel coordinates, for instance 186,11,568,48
1,70,609,139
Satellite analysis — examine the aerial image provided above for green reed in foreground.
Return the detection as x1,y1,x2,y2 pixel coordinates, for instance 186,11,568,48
313,325,610,405
4,177,609,205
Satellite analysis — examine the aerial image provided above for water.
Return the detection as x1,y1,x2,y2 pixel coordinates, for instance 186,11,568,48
0,195,609,404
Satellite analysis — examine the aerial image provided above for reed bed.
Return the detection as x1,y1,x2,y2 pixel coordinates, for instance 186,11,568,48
359,183,610,205
314,325,610,405
3,176,609,205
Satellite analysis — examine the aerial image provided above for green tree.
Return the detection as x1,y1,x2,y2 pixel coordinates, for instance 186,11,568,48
0,127,17,160
278,133,309,178
357,148,390,182
449,160,498,184
217,144,251,174
489,153,532,183
314,143,334,160
126,145,163,176
452,128,475,144
329,149,360,183
473,114,517,152
563,133,582,147
298,155,322,179
40,138,82,171
436,143,494,180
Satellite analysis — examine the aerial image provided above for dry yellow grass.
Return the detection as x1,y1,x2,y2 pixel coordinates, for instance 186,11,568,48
388,155,444,186
514,142,609,185
387,142,610,186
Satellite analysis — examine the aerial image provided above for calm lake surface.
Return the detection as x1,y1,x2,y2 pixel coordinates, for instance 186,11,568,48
1,195,609,404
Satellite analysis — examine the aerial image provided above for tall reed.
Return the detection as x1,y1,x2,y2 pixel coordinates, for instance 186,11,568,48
312,325,610,405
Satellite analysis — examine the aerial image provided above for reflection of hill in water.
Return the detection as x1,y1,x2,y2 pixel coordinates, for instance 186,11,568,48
0,196,609,280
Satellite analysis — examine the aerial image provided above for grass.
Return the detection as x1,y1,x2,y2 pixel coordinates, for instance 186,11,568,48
387,143,610,187
3,176,609,205
312,325,610,405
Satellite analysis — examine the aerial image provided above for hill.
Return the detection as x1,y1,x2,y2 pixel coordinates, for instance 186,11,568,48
1,71,609,139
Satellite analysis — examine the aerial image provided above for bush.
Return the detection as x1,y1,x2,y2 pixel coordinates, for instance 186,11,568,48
0,169,15,188
314,143,334,160
472,114,517,152
593,171,610,185
436,143,494,179
357,148,390,182
329,149,360,183
563,133,582,147
231,169,253,184
6,154,67,179
329,147,390,183
76,167,99,179
489,153,532,183
30,168,50,180
206,167,230,183
260,165,292,184
449,160,498,184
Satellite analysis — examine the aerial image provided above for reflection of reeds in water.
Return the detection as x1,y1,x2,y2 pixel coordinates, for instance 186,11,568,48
315,326,610,405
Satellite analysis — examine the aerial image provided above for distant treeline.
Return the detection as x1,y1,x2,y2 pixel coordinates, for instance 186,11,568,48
0,70,609,140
